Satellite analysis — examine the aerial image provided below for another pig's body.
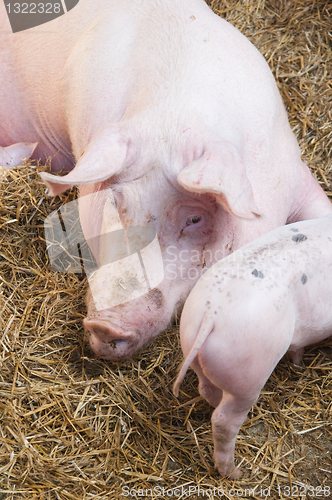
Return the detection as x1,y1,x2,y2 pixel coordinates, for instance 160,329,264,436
1,0,331,359
174,215,332,477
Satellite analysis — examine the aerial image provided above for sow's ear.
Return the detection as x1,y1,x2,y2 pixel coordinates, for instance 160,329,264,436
39,129,128,196
177,141,260,219
0,142,38,168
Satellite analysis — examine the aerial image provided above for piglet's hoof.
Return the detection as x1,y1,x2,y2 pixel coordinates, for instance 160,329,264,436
214,462,242,479
225,466,242,480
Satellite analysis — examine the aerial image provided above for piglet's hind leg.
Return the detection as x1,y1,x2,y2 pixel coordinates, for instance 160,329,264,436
287,347,304,366
211,392,258,478
194,359,223,408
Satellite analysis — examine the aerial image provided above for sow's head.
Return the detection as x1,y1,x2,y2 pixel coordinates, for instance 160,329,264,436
41,126,259,360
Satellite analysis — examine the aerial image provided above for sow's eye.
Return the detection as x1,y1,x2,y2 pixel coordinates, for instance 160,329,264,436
185,214,203,226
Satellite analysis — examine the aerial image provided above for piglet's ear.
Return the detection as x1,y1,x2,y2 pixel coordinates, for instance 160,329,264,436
39,129,128,196
177,141,260,219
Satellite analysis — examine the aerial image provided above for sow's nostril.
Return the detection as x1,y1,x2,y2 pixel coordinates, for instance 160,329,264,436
84,318,126,343
83,318,138,360
84,319,116,342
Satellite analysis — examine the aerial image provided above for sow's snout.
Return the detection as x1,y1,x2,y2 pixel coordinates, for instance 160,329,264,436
84,317,140,360
84,286,170,361
83,218,169,359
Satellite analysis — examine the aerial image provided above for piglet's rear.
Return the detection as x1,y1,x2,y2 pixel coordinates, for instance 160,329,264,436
174,214,332,478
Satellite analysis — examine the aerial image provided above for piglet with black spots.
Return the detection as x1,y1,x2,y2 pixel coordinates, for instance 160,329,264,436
173,214,332,478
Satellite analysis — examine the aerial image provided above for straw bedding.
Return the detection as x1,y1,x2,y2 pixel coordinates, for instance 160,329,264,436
0,0,331,498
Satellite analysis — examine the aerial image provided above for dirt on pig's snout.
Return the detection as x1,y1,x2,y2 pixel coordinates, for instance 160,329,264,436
84,285,176,360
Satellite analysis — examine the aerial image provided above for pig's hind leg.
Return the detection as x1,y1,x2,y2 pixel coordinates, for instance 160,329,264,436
287,347,304,366
193,358,223,408
194,356,259,477
210,391,258,478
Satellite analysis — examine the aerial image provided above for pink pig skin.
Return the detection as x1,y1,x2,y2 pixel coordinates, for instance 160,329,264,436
1,0,331,359
174,214,332,478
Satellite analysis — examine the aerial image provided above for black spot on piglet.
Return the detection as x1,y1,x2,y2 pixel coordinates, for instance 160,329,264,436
290,228,299,232
252,269,264,279
292,234,307,243
301,273,308,284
